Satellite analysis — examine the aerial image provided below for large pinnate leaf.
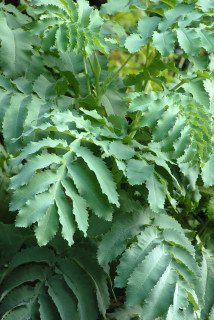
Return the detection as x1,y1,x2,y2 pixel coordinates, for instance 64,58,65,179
32,0,107,56
0,2,214,320
0,15,32,77
0,245,109,320
98,213,202,319
9,135,119,245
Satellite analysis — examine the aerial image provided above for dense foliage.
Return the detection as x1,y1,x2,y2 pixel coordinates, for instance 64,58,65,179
0,0,214,319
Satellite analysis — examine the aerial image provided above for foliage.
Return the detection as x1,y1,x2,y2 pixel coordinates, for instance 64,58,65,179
0,0,214,319
99,211,202,319
0,238,109,320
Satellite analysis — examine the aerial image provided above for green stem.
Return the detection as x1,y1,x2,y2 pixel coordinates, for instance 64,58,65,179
141,42,151,92
128,111,142,141
112,53,134,78
89,54,100,98
83,56,91,95
108,275,117,303
128,43,151,141
198,219,210,239
170,79,186,91
171,76,198,92
142,79,149,92
145,42,151,68
100,53,135,95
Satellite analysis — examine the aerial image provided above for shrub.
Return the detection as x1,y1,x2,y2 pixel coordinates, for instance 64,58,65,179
0,0,214,319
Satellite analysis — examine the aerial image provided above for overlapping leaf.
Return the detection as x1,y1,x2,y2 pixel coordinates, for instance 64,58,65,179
0,245,109,320
31,0,108,56
98,212,202,319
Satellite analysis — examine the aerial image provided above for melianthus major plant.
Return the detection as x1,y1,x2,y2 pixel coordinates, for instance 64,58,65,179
0,0,214,319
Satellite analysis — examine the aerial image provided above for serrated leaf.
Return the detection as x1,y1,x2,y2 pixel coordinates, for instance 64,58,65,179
176,28,200,56
201,252,214,318
153,30,176,56
108,141,135,160
146,174,166,212
3,94,30,153
32,0,65,10
55,24,69,52
198,29,214,54
163,229,195,256
127,245,170,305
0,264,47,300
99,211,200,318
10,138,67,167
166,284,190,320
98,213,151,267
35,204,59,246
39,293,60,320
202,153,214,187
154,214,184,233
115,227,160,288
198,0,214,12
62,178,89,236
204,78,214,114
10,154,62,189
101,0,129,15
89,9,103,32
55,184,76,246
67,161,113,221
183,80,210,108
58,259,98,320
141,265,177,320
125,33,145,53
42,26,58,51
0,15,32,77
126,159,154,185
72,142,119,206
33,75,54,99
77,0,92,26
153,106,178,142
47,276,78,320
0,92,12,127
10,171,58,211
137,16,161,42
15,190,54,228
2,306,31,320
158,4,193,31
0,286,35,319
71,248,110,316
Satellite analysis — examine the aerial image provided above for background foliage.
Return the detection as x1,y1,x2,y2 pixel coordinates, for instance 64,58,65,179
0,0,214,319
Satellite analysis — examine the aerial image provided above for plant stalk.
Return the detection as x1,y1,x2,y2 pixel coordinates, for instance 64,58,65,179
83,56,91,95
100,53,135,95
